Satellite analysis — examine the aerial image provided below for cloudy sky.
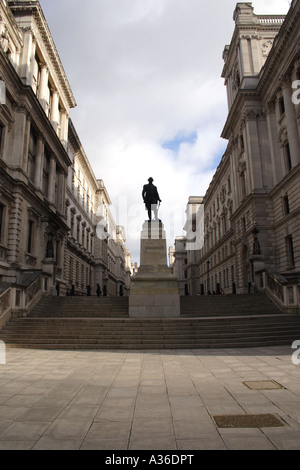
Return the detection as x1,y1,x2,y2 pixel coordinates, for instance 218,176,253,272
39,0,290,263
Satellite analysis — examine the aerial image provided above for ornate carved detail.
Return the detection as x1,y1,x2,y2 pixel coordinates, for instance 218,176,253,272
240,34,262,40
243,108,266,121
238,160,247,174
0,29,10,54
262,40,274,58
264,101,276,115
278,128,288,146
280,75,292,90
25,253,37,267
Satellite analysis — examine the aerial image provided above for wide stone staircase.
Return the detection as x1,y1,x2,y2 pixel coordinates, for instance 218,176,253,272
29,296,130,318
0,294,300,350
180,294,282,317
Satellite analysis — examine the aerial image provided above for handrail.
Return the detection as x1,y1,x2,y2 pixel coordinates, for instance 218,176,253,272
0,286,12,314
265,271,285,303
262,270,299,313
24,274,43,309
0,272,45,330
0,286,12,329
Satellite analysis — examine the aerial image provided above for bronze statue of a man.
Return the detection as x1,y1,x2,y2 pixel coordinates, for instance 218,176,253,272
142,177,162,221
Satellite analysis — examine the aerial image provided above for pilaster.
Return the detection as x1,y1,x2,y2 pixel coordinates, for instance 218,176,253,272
265,102,283,185
34,135,45,192
244,108,265,191
38,63,49,112
50,89,60,133
7,193,23,265
47,155,56,206
282,77,300,167
10,104,28,167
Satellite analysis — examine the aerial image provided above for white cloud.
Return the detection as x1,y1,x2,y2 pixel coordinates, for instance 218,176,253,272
39,0,290,262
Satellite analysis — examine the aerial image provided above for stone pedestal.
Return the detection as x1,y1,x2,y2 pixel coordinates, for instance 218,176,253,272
129,221,180,318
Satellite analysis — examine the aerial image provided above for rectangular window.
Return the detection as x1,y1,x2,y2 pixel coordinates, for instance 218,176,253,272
286,235,295,267
69,257,73,282
283,195,290,215
240,172,246,197
279,96,285,116
0,204,4,243
228,176,232,193
284,143,292,172
27,221,34,254
43,153,49,196
28,131,37,182
56,240,59,263
240,134,245,151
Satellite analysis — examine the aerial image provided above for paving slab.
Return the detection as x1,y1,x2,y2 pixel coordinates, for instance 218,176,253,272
0,346,300,450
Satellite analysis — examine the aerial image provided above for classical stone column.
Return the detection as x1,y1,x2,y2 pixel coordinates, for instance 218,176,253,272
38,64,49,112
244,109,263,191
11,105,27,167
265,102,283,184
59,110,69,148
20,30,34,84
28,38,37,89
239,38,252,76
50,89,60,133
34,135,44,190
57,168,66,214
47,155,56,205
229,137,240,208
282,77,300,167
7,193,23,265
23,113,32,173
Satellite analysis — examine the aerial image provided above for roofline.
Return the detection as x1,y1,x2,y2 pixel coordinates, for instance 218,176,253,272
8,0,77,109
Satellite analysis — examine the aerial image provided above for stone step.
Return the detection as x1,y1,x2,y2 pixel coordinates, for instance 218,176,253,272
1,293,299,350
2,338,298,350
29,296,129,318
2,315,299,327
1,315,300,349
180,295,281,317
1,331,299,343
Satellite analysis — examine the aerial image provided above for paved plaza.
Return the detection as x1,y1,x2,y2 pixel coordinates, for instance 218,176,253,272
0,346,300,450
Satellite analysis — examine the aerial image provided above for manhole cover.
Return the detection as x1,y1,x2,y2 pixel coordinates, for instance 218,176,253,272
213,414,285,429
243,380,284,390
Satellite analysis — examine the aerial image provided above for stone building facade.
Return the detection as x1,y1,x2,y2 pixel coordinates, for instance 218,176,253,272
0,0,131,325
175,1,300,311
65,121,131,297
169,237,188,296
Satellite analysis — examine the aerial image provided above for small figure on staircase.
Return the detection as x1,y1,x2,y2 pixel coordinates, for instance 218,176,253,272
96,283,101,297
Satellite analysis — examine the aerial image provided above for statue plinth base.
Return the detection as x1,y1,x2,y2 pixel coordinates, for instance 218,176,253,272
129,221,180,318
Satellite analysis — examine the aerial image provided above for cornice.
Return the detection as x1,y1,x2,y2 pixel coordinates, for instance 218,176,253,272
203,151,231,206
22,84,72,170
0,0,23,48
221,89,261,140
68,119,99,193
8,0,76,109
230,192,271,222
222,19,285,79
258,4,300,96
269,163,300,198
